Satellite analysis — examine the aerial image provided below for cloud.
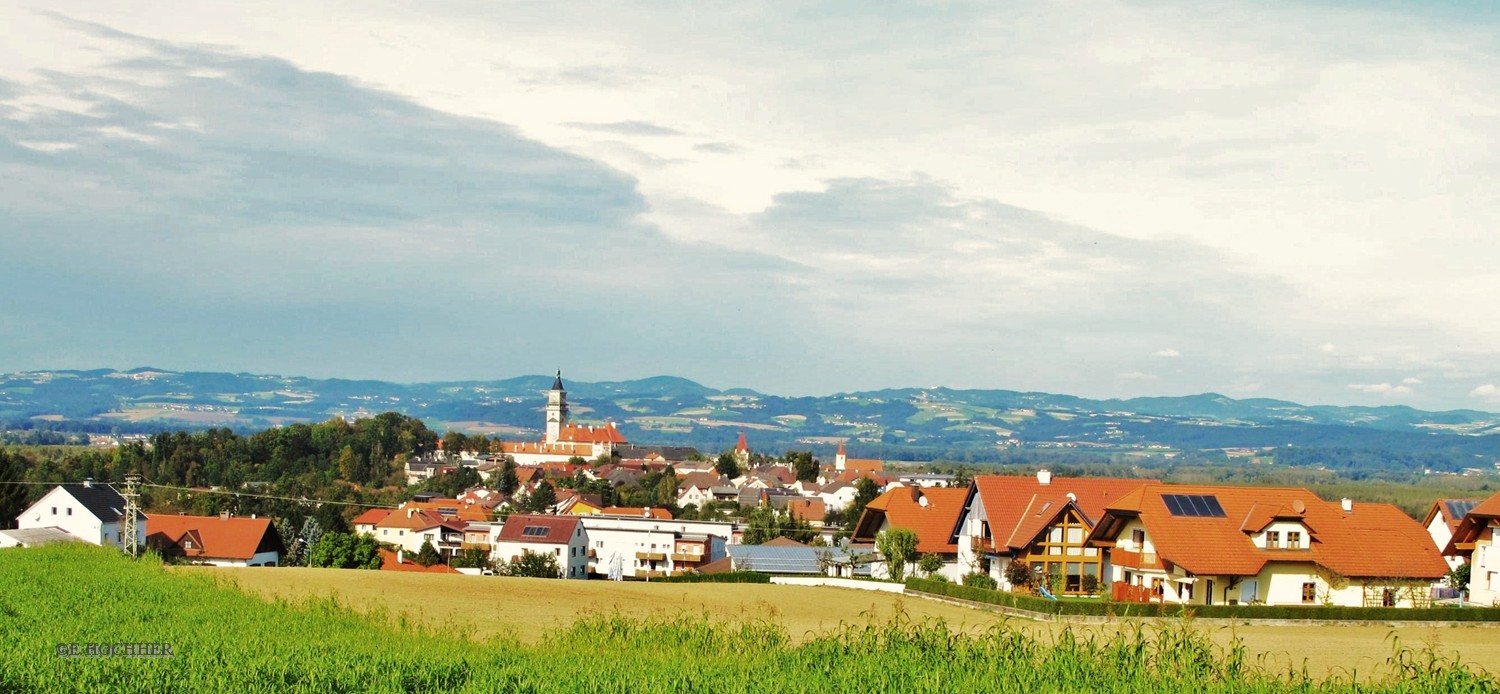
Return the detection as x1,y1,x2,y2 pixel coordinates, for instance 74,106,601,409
1349,383,1412,395
1153,349,1182,358
564,120,684,136
1471,384,1500,401
1401,377,1423,385
1319,343,1339,355
694,141,742,154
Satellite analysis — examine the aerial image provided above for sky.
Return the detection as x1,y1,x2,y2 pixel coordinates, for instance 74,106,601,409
1,2,1498,410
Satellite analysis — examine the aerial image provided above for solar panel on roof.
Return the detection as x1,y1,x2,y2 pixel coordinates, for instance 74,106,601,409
1446,500,1480,519
521,525,548,537
1162,494,1226,518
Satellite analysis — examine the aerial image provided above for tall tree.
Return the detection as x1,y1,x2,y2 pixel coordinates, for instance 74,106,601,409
786,451,820,483
715,451,740,479
0,450,28,530
877,528,919,582
843,477,881,533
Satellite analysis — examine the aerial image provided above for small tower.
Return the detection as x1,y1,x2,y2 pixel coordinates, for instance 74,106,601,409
835,441,848,472
545,370,569,444
734,431,750,468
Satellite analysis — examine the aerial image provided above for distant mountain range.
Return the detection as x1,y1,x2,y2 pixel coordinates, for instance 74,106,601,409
4,368,1500,470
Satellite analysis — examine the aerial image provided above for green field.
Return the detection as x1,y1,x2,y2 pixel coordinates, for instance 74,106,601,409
2,545,1497,692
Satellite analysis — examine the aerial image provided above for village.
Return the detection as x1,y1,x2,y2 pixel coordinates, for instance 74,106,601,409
5,374,1499,611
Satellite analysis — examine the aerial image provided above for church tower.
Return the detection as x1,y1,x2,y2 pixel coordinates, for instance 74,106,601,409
546,371,569,444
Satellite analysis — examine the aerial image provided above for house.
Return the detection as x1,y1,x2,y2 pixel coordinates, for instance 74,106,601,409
951,471,1157,594
786,498,828,527
15,481,146,550
1444,492,1500,604
144,513,285,567
353,508,393,536
1422,498,1480,572
1089,485,1449,607
852,486,969,580
576,515,733,579
818,482,858,512
490,514,588,579
375,507,466,557
495,374,631,465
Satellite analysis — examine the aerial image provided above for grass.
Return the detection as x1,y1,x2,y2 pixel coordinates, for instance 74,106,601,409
4,545,1498,692
207,564,1500,681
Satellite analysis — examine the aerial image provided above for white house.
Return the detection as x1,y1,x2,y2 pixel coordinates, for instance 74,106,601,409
490,514,589,579
1445,493,1500,604
1091,485,1449,608
1423,498,1480,573
15,482,146,550
577,515,734,579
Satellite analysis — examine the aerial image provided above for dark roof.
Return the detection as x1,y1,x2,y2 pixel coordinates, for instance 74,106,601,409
552,371,565,391
59,484,143,523
496,514,580,544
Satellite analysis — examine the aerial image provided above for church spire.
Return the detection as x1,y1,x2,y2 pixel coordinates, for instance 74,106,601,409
551,370,565,391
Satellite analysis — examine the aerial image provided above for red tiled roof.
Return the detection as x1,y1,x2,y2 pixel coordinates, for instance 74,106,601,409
496,514,581,544
352,509,392,526
144,514,281,561
972,475,1158,553
378,549,460,573
1095,484,1448,579
736,431,749,453
786,497,827,523
377,508,451,531
854,487,969,555
556,423,628,445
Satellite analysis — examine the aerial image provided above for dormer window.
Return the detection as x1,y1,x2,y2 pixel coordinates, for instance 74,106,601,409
1266,530,1280,548
1286,531,1302,549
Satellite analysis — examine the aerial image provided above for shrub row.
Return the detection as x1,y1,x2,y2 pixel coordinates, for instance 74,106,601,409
905,578,1500,622
655,571,772,584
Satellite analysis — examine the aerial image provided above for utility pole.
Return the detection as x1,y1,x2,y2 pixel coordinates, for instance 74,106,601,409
121,474,142,557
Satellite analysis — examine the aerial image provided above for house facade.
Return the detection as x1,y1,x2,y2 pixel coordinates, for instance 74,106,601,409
15,482,147,550
490,514,589,579
1423,498,1479,573
1444,492,1500,604
950,471,1155,595
852,486,969,581
577,515,733,579
1089,485,1449,608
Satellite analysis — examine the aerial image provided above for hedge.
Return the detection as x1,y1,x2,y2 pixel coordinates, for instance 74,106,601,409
656,571,772,584
905,578,1500,622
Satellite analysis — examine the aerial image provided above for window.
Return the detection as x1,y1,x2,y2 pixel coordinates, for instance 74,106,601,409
570,547,576,557
66,508,72,516
1382,588,1396,607
51,507,57,515
1301,582,1317,604
1130,529,1145,547
1266,531,1280,548
1286,531,1301,549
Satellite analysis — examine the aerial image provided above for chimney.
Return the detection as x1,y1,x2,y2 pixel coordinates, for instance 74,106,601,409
397,549,404,564
83,478,93,488
408,508,416,518
1341,497,1353,513
219,510,230,520
1037,469,1052,485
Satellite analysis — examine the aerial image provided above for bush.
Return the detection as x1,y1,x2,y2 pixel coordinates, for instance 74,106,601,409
656,571,771,584
963,572,998,590
905,578,1500,622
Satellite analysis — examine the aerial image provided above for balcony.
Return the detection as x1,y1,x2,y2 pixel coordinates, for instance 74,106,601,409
969,537,989,553
635,569,666,579
1110,549,1162,570
636,552,667,562
671,553,702,563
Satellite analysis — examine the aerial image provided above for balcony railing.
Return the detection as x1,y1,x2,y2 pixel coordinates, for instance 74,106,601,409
1110,549,1162,570
636,552,667,562
635,569,666,579
671,553,702,563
